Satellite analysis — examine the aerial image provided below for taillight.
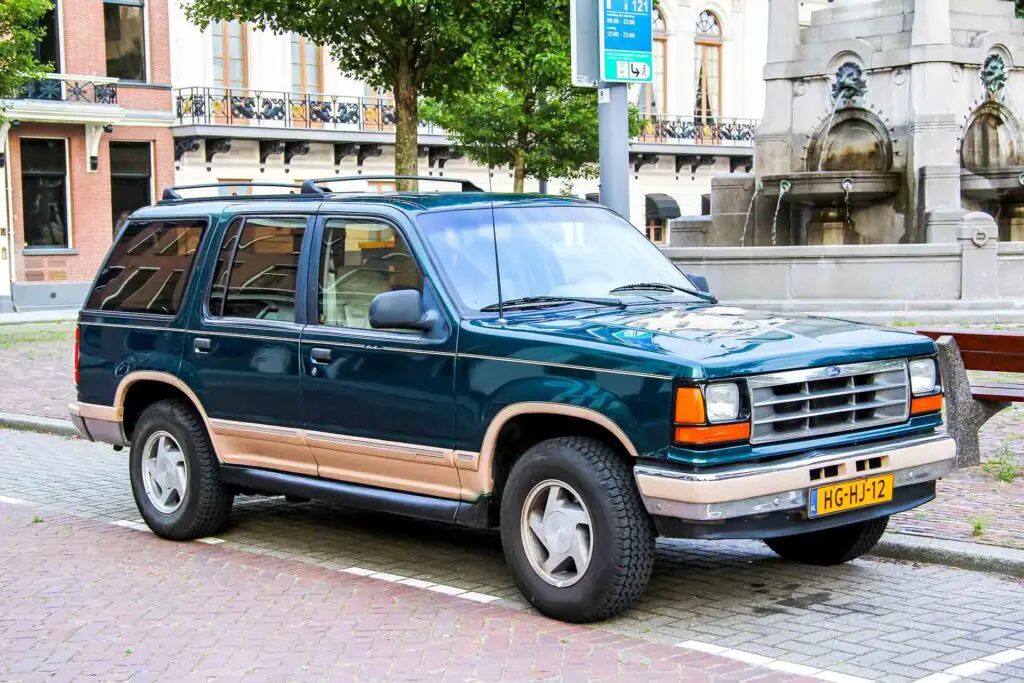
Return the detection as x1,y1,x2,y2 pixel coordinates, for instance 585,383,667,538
74,326,80,386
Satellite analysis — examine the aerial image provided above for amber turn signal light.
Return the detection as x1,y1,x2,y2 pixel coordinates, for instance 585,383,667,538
674,387,706,425
675,423,751,445
911,393,944,415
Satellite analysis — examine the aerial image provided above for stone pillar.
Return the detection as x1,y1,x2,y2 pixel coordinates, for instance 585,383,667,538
756,0,800,177
958,212,1000,300
710,174,757,246
911,0,951,46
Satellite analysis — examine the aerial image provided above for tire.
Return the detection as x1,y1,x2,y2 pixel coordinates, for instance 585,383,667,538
129,399,234,541
764,515,889,566
499,437,655,623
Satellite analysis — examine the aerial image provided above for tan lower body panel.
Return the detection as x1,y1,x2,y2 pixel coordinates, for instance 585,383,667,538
636,437,956,505
210,419,319,478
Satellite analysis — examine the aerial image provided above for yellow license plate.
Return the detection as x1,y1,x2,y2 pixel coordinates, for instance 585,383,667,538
809,474,894,518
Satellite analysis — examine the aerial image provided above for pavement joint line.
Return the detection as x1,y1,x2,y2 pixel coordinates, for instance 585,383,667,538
913,647,1024,683
676,640,874,683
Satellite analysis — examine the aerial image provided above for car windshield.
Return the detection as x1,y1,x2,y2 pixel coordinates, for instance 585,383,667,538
417,205,701,312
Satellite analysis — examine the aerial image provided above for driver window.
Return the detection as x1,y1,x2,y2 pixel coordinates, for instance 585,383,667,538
318,219,423,330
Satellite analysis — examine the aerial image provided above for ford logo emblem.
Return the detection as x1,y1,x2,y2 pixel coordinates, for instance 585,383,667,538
825,366,842,378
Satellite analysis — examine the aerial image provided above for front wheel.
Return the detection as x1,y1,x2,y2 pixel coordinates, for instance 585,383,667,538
499,437,655,623
764,516,889,566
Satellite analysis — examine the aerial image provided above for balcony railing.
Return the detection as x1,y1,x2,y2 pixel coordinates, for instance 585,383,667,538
175,87,441,134
173,87,758,148
637,114,758,146
16,74,118,104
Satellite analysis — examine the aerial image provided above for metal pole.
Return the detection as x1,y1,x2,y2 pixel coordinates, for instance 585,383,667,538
598,83,630,220
538,178,548,195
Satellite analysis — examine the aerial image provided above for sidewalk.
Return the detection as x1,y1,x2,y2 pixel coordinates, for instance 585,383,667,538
0,309,78,325
0,503,796,682
1,322,1020,551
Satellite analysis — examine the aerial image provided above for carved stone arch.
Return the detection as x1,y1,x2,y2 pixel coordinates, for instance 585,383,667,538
961,101,1023,171
806,108,894,172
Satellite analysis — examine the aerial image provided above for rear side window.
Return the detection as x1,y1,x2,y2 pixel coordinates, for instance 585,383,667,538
85,219,206,315
207,216,306,323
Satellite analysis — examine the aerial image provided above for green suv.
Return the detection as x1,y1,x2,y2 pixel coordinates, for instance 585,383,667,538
70,177,954,623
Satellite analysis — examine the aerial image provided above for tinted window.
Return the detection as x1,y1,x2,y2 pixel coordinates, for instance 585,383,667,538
318,219,422,330
110,142,152,234
211,217,306,322
21,139,69,248
85,220,206,314
104,1,146,81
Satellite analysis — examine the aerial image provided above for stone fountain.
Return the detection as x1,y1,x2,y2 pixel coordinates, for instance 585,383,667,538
705,0,1024,247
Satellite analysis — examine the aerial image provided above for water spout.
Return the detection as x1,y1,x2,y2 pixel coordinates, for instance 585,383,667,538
771,180,791,246
740,181,763,247
841,178,854,228
818,98,842,172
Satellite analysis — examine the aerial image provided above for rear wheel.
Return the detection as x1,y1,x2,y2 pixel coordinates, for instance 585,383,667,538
764,516,889,566
499,437,655,623
129,399,234,541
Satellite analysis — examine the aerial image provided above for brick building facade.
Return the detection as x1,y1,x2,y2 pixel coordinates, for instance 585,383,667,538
0,0,175,311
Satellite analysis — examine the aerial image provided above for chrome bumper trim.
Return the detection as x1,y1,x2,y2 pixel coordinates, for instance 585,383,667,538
635,433,955,522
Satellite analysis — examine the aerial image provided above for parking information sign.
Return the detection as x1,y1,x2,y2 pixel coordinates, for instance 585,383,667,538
599,0,654,83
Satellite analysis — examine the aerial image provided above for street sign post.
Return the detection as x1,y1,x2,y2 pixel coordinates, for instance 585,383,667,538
570,0,600,88
599,0,654,84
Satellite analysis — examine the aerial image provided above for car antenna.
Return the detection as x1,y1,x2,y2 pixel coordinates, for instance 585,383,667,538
486,149,506,325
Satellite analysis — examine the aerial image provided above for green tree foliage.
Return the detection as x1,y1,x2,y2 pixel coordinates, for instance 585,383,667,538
184,0,519,190
1018,0,1023,18
421,0,643,193
0,0,52,122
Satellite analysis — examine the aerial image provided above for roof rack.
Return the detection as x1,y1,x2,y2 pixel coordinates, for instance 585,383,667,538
300,175,484,196
160,182,309,202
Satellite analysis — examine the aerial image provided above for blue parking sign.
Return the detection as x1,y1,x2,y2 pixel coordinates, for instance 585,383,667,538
599,0,654,83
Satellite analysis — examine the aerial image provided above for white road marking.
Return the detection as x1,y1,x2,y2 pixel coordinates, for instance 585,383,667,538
913,648,1024,683
676,640,874,683
111,520,151,532
195,537,225,545
0,495,28,505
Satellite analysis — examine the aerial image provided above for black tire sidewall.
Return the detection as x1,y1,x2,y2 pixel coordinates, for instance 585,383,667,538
500,439,644,621
129,402,208,539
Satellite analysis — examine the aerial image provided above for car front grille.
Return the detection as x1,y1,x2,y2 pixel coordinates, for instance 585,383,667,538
748,360,910,445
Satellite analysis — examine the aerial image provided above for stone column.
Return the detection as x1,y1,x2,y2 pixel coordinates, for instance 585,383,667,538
958,212,1001,300
756,0,800,177
909,0,963,242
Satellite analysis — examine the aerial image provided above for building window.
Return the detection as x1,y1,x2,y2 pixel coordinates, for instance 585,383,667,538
640,8,667,116
213,20,247,93
291,34,323,95
645,220,668,245
35,4,61,71
694,10,722,122
104,0,146,81
110,142,152,234
21,139,70,249
217,180,253,197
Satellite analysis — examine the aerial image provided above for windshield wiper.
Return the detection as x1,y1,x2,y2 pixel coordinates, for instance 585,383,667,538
480,296,626,313
609,282,717,303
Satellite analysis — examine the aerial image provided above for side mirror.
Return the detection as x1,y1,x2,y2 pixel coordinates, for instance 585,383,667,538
685,272,710,294
369,289,437,332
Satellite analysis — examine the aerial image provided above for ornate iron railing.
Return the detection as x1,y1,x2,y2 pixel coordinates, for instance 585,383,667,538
174,87,442,134
16,75,118,104
637,114,758,146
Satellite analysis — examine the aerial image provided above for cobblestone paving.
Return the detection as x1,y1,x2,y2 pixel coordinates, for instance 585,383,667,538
0,505,798,683
2,323,1020,549
2,430,1024,682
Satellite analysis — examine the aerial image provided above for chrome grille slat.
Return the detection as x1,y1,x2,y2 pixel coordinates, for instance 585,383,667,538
748,360,910,445
752,381,906,407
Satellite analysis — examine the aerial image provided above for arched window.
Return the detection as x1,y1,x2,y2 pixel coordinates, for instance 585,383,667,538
694,10,722,122
640,7,667,116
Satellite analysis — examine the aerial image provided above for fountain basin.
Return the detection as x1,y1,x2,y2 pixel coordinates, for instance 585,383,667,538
960,167,1024,202
761,171,903,206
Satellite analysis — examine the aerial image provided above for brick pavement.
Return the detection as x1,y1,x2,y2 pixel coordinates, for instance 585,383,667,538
0,504,800,683
1,322,1020,550
2,430,1024,682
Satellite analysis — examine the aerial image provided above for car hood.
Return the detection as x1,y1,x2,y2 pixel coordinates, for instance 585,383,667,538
484,303,936,380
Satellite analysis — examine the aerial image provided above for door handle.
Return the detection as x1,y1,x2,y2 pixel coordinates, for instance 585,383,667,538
310,347,332,364
193,337,212,354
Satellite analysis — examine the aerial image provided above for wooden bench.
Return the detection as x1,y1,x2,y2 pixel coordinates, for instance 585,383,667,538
916,327,1024,467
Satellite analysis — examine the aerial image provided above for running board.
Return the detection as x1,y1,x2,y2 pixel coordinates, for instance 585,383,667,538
218,465,492,528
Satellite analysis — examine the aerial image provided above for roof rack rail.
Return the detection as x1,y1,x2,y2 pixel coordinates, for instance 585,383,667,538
300,175,483,196
160,182,308,202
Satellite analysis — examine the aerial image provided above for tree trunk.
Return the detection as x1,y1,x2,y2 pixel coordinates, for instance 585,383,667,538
513,149,526,193
394,57,419,192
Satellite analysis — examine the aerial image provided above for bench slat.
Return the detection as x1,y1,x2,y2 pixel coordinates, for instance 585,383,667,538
970,381,1024,403
958,350,1024,374
917,329,1024,372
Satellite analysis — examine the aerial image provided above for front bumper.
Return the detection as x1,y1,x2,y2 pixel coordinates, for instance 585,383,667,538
635,433,954,534
68,402,128,447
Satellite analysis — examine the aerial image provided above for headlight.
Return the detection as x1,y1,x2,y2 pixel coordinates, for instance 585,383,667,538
705,383,741,423
909,358,939,395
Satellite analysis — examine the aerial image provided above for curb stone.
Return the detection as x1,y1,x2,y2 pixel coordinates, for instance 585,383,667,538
871,532,1024,577
2,411,1022,578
